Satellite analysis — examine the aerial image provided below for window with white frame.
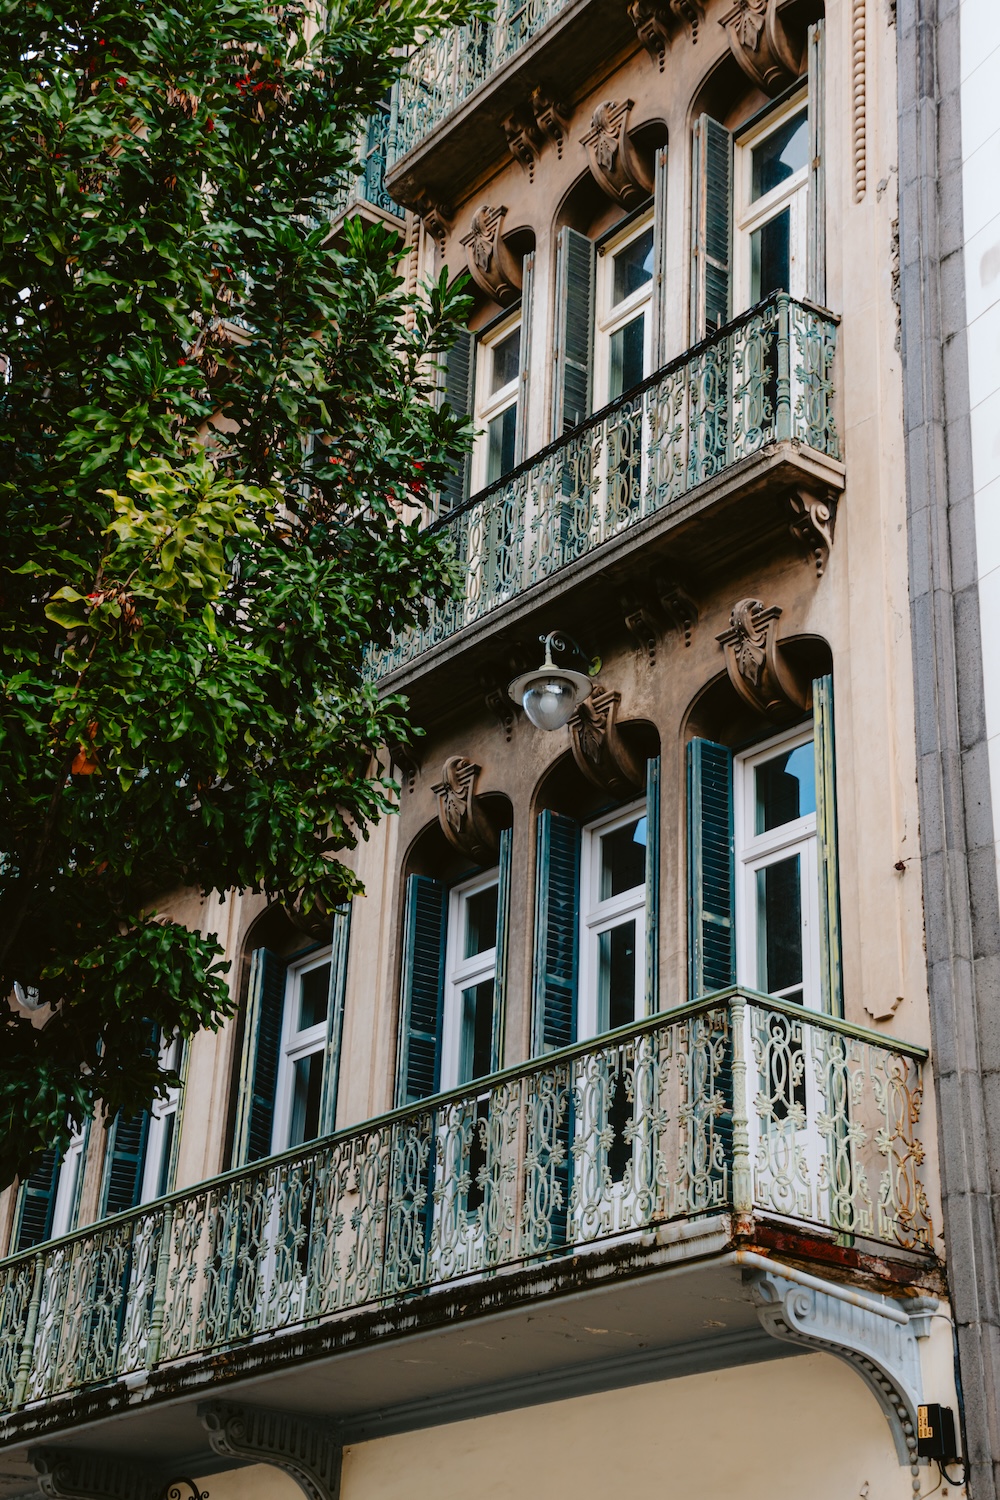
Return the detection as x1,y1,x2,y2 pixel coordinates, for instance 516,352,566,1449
734,94,809,308
272,951,333,1152
441,871,499,1091
594,215,654,407
49,1122,88,1240
735,730,819,1010
473,315,521,490
578,802,647,1040
141,1034,182,1203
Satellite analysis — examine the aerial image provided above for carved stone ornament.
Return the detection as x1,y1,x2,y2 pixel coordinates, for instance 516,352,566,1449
717,599,809,719
788,487,837,576
653,570,698,646
749,1270,926,1472
569,688,644,798
460,205,523,306
200,1403,341,1500
503,109,542,178
432,756,499,866
411,191,452,245
620,589,660,666
530,86,571,157
627,0,704,68
581,101,654,209
30,1451,161,1500
718,0,802,96
485,686,516,743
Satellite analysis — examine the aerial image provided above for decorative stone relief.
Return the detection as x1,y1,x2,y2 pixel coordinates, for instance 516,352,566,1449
461,205,523,306
717,599,809,718
749,1270,925,1477
200,1404,341,1500
411,191,452,246
388,740,420,794
432,756,499,865
787,487,837,576
569,688,645,797
620,589,659,665
718,0,802,96
503,109,542,179
581,101,654,209
485,686,517,743
852,0,868,200
30,1452,161,1500
530,86,571,156
653,570,698,646
627,0,703,68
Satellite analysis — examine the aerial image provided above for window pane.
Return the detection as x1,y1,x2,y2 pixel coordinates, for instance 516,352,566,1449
598,920,637,1032
751,111,808,200
155,1112,176,1199
464,884,498,958
750,208,790,302
490,327,521,393
460,978,495,1083
289,1051,324,1147
755,744,816,833
487,403,517,483
756,855,803,998
297,963,330,1031
599,819,646,899
609,313,645,400
612,227,654,305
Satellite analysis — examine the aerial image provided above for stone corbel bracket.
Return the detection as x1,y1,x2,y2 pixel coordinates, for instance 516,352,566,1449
412,191,452,246
653,570,699,647
569,688,645,798
581,101,654,209
461,205,523,306
749,1270,925,1470
200,1403,342,1500
531,86,571,156
719,0,802,96
627,0,704,69
503,109,542,179
432,756,499,866
29,1452,172,1500
389,741,421,795
717,599,809,719
788,486,837,577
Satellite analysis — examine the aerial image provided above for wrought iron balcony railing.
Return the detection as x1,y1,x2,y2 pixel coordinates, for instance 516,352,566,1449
324,107,402,224
367,293,839,681
0,990,928,1417
388,0,572,168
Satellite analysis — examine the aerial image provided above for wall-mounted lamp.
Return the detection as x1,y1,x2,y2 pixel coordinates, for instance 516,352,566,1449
508,632,593,732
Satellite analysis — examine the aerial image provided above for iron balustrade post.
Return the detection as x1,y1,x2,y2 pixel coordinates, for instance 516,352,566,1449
730,994,753,1217
145,1203,174,1371
776,293,793,442
11,1251,43,1410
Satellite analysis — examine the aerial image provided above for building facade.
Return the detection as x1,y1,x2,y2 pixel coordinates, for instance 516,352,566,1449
0,0,986,1496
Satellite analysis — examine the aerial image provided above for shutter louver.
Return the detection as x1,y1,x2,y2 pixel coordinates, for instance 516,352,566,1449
101,1111,150,1217
814,673,844,1016
691,115,733,339
318,902,353,1136
397,875,447,1105
651,146,670,369
807,23,826,306
552,226,595,437
515,254,534,465
233,947,287,1166
439,328,475,511
532,810,581,1054
645,754,662,1015
492,827,513,1072
688,738,736,998
15,1149,60,1251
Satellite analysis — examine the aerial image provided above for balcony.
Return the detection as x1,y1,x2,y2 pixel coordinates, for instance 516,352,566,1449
0,988,931,1468
368,294,843,698
322,109,404,232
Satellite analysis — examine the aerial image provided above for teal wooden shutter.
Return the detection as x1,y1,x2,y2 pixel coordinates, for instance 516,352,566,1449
318,902,353,1136
492,827,513,1072
14,1149,60,1251
687,738,736,998
439,327,475,510
532,810,581,1054
651,146,670,369
645,754,661,1015
552,226,595,437
807,23,826,306
232,947,288,1166
515,254,534,466
690,115,733,338
814,674,843,1016
396,875,447,1105
101,1111,150,1217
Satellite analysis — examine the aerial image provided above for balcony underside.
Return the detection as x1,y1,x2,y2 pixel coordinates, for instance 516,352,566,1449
382,440,844,730
0,1215,938,1495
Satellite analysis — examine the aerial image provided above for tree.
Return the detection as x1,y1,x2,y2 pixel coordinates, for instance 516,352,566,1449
0,0,475,1189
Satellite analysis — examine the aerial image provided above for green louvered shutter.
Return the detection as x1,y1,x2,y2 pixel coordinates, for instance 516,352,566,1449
651,146,670,369
492,827,513,1072
439,328,475,511
688,738,736,998
515,256,534,465
101,1111,150,1217
233,947,287,1166
532,810,581,1054
690,115,733,338
318,903,353,1136
552,226,595,437
814,674,843,1016
14,1149,60,1251
645,755,662,1015
807,23,826,307
397,875,447,1105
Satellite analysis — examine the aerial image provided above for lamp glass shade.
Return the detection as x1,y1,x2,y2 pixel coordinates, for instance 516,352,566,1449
508,666,591,732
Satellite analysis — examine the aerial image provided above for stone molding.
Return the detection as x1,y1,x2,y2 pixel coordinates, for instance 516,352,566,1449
718,0,802,96
787,487,837,576
627,0,704,67
432,756,499,865
580,101,654,208
461,205,523,305
200,1403,341,1500
717,599,808,718
569,687,645,797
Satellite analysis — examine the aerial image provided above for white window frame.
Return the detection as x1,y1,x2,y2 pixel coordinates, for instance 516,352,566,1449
734,89,809,310
734,725,820,1012
271,949,332,1154
593,212,655,409
49,1121,88,1240
440,867,499,1092
578,798,647,1042
471,312,521,493
139,1034,182,1203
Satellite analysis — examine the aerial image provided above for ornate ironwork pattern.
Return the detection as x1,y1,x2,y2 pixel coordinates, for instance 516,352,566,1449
0,993,927,1416
323,107,402,224
366,295,840,681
